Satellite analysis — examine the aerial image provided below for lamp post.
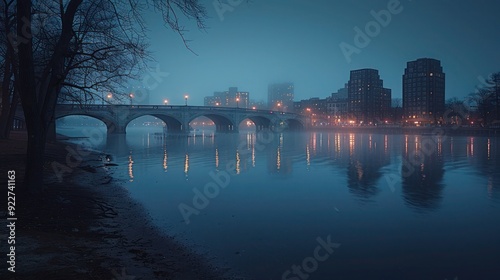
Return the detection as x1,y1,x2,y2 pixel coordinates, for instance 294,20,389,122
277,102,282,113
129,93,134,105
306,108,312,127
236,97,240,108
163,99,168,105
184,95,188,106
106,93,112,104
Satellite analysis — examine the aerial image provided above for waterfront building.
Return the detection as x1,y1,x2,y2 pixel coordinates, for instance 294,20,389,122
402,58,445,124
348,69,392,123
327,84,349,122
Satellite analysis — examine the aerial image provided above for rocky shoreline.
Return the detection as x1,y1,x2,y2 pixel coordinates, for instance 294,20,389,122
0,133,237,279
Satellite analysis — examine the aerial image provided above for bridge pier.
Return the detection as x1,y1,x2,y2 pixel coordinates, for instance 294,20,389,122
107,124,127,134
216,124,238,133
165,124,189,136
255,125,271,132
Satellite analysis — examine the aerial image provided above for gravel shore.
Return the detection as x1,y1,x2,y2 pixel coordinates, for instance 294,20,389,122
0,132,237,279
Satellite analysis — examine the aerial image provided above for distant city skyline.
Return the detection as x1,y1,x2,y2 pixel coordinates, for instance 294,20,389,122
139,1,499,106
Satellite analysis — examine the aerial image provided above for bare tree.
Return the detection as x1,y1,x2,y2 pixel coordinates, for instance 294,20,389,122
445,97,468,125
0,0,18,139
12,0,207,189
468,72,500,126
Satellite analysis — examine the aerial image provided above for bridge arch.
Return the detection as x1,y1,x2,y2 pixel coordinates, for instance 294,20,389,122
285,118,305,131
55,114,119,134
126,114,183,133
189,113,236,132
242,115,272,131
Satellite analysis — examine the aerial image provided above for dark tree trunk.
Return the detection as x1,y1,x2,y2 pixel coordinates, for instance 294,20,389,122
0,93,19,138
17,0,83,189
17,0,40,189
25,117,47,189
0,15,14,139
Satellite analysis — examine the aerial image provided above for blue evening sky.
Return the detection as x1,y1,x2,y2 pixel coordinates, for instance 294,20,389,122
140,0,499,106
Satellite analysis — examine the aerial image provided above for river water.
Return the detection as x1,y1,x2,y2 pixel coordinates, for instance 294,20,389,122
58,126,500,280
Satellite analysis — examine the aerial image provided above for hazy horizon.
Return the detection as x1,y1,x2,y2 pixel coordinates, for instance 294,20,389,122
133,0,499,106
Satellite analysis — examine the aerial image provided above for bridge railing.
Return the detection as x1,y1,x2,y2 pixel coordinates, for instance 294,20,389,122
56,104,304,117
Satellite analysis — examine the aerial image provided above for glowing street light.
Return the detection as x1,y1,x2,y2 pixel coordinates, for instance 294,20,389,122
184,95,189,106
306,108,312,127
163,99,169,105
252,106,256,110
129,93,134,105
236,97,240,108
105,93,113,104
215,102,220,106
277,102,282,112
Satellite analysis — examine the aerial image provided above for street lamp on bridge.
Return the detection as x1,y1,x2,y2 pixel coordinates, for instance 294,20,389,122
106,93,113,104
129,93,134,105
236,97,240,108
164,99,168,105
184,95,189,106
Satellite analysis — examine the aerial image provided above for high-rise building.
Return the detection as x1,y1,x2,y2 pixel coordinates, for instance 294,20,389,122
348,69,391,123
204,87,249,108
268,83,294,112
249,100,266,110
403,58,445,124
204,96,221,107
235,91,249,108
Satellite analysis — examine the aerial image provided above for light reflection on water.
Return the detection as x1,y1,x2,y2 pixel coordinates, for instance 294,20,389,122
59,126,500,279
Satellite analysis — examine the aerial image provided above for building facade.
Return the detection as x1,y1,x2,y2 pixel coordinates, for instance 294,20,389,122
204,87,250,108
268,82,294,112
403,58,445,124
294,98,327,115
327,84,349,122
204,95,221,107
348,69,391,123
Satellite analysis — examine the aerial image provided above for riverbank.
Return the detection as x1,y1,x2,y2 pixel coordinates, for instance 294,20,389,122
307,125,500,136
0,132,235,279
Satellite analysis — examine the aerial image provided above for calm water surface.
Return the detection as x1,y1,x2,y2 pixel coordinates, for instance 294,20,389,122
59,127,500,280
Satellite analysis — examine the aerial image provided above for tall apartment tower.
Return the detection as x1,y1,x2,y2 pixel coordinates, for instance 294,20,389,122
268,82,294,112
348,69,391,123
403,58,445,123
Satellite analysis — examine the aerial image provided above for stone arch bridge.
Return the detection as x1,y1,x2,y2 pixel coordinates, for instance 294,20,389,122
55,104,307,135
